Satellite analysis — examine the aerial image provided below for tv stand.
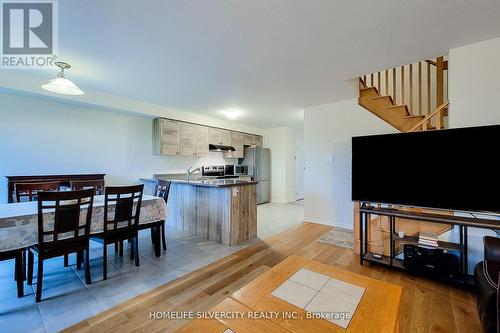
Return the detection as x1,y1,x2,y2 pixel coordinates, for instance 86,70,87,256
358,203,500,286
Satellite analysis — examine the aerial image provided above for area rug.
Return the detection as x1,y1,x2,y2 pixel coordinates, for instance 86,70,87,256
317,227,354,249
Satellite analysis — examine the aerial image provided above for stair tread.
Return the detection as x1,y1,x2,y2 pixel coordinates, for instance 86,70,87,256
404,115,425,119
360,86,378,92
372,95,393,100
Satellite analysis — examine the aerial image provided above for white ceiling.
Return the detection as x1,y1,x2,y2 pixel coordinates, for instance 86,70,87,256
5,0,500,128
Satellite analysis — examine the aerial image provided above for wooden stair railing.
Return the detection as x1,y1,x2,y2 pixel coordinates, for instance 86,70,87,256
408,102,449,132
359,56,448,132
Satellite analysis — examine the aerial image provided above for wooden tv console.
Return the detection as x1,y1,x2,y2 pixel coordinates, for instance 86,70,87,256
356,202,500,285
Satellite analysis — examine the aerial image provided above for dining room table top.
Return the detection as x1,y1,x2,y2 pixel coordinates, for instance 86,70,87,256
0,194,167,252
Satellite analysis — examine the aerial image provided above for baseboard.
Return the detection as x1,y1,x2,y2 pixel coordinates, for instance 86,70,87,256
304,216,353,230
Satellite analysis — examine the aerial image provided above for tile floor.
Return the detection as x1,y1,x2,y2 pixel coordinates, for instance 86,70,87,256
0,202,303,333
271,268,365,329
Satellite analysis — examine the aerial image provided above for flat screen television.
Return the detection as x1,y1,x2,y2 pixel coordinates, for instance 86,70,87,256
351,124,500,214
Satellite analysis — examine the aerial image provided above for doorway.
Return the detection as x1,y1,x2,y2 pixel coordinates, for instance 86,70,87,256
295,139,305,201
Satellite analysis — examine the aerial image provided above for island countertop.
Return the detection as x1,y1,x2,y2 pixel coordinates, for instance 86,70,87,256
140,177,257,187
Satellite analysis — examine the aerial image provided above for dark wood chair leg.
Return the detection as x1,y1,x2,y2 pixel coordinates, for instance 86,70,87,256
154,227,161,257
161,223,166,251
130,239,134,260
119,241,123,257
114,241,118,253
103,243,107,281
15,251,24,298
36,259,43,302
64,254,69,267
150,228,155,245
27,250,34,285
76,251,82,270
84,248,91,284
134,236,140,267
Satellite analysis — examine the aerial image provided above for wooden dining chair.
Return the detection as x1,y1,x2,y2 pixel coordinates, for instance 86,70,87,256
14,181,60,202
138,180,171,254
0,250,24,298
27,188,95,302
91,184,144,280
154,180,171,250
70,179,105,195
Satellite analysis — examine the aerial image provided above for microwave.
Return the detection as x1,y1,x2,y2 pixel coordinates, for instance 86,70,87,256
225,165,248,176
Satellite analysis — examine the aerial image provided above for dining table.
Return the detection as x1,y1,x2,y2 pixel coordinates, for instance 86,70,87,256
0,194,168,254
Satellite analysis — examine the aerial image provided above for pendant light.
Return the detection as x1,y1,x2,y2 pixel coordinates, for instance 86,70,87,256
41,61,84,96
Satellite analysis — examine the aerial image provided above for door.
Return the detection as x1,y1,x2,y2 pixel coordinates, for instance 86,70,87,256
195,125,209,156
179,123,195,156
230,132,244,158
255,147,271,181
208,128,222,145
295,140,305,200
160,119,179,155
220,130,231,145
257,180,270,204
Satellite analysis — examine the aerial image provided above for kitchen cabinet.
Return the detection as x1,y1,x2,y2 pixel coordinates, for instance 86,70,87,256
209,128,232,145
195,125,209,156
153,118,179,155
179,122,196,156
208,128,222,145
230,132,244,158
252,135,263,146
243,134,253,145
166,182,257,245
154,117,261,156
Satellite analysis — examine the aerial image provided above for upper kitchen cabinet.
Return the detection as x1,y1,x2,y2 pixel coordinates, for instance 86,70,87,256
153,118,179,155
208,128,222,145
221,130,231,145
208,128,232,145
179,122,196,156
252,135,263,146
243,133,253,145
195,125,209,156
230,132,244,158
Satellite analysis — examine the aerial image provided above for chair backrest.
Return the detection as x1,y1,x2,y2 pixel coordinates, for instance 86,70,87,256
70,179,105,195
37,189,95,249
15,182,61,202
104,184,144,233
154,180,171,204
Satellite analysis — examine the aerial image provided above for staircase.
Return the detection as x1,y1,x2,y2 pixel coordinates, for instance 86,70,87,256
358,57,449,132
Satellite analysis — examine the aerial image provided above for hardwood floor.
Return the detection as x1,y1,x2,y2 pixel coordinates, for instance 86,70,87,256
64,222,481,333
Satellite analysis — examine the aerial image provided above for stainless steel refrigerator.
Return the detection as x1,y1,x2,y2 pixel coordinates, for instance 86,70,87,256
243,146,271,204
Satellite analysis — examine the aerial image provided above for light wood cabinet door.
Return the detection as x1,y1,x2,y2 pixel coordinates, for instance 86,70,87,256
252,135,263,146
195,125,209,156
243,134,253,145
230,132,244,158
208,128,222,145
179,123,196,156
160,119,179,155
220,130,231,145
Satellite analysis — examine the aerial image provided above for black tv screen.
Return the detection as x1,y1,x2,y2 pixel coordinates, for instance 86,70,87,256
352,124,500,213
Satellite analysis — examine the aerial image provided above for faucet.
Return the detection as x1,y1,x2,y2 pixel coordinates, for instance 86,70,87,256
186,165,201,181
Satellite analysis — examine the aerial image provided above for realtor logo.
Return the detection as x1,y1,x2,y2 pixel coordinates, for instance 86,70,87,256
1,0,58,68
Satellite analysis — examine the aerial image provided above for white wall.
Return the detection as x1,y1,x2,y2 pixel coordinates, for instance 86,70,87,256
0,92,260,203
447,37,500,272
304,99,396,229
262,127,303,203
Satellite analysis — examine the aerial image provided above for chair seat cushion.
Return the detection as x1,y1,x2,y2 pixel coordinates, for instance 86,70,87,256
475,260,499,333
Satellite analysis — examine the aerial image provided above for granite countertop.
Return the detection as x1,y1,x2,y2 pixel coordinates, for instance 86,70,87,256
140,175,257,187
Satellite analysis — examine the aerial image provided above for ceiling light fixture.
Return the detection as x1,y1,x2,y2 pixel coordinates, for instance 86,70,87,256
222,109,243,119
41,61,85,96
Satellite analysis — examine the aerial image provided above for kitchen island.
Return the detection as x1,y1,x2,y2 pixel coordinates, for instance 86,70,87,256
141,177,258,246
